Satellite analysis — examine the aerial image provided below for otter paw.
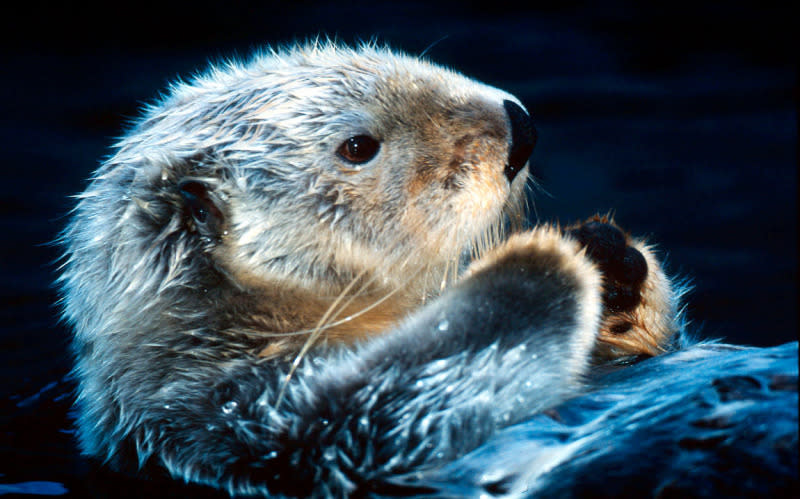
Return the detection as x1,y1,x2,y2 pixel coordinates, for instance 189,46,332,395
569,219,647,318
568,215,680,360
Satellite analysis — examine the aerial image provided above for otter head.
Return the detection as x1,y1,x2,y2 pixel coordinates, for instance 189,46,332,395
167,45,535,292
62,43,536,357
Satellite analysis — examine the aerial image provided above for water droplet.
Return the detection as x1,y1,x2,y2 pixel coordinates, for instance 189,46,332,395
321,419,330,426
430,359,448,370
163,404,171,409
358,416,369,430
265,450,279,459
221,400,238,415
437,319,449,331
323,447,336,461
503,413,511,422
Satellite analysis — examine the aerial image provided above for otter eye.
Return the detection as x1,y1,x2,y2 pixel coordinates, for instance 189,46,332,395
337,135,380,164
178,180,225,237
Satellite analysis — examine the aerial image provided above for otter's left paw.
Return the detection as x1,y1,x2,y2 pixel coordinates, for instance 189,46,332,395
569,215,681,360
569,219,648,317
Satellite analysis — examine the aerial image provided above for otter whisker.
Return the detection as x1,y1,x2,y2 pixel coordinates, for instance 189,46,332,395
277,249,427,405
251,278,414,340
306,274,415,332
440,258,450,292
276,267,370,406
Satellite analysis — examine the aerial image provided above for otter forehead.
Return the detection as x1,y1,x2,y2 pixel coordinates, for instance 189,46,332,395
222,44,522,112
127,45,523,154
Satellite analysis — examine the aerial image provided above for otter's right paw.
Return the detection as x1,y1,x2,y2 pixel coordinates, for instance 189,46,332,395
463,226,604,366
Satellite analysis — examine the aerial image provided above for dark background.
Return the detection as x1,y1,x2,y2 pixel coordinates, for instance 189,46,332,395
0,1,796,495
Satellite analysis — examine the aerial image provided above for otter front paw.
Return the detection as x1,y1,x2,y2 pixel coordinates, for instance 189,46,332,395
569,215,681,360
569,218,648,317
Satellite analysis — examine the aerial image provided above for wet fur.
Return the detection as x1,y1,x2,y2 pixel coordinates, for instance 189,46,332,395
58,42,685,496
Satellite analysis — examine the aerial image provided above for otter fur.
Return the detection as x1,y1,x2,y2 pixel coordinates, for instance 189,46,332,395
58,42,684,496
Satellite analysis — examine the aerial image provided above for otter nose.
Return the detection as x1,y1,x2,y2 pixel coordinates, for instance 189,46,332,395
503,100,537,182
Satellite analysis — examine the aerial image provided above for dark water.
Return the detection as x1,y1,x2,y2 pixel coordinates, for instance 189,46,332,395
0,1,796,496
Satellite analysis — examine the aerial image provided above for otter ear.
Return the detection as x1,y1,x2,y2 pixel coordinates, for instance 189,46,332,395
178,180,225,238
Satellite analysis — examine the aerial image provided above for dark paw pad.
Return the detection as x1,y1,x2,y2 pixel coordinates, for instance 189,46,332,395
569,221,648,317
571,221,626,263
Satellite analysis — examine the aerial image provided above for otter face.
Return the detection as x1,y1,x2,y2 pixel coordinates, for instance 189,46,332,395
332,67,535,265
117,45,535,296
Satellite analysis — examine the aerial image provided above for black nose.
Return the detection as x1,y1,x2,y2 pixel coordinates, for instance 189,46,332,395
503,100,537,182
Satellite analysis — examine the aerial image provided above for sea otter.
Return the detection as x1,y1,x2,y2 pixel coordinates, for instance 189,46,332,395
58,42,683,496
